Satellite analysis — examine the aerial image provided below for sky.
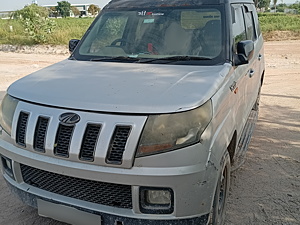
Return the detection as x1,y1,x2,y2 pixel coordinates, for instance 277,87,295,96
0,0,111,11
0,0,298,12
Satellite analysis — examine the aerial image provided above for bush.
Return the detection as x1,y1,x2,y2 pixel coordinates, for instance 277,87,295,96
23,17,56,44
13,4,49,19
13,4,56,44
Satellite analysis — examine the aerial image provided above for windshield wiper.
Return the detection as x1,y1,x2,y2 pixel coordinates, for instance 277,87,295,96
137,56,212,63
90,56,140,62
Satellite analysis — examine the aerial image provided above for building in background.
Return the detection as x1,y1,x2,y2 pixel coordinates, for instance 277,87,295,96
0,11,13,19
44,3,99,17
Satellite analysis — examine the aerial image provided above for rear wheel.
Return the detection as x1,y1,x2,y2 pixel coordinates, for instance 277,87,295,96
209,152,231,225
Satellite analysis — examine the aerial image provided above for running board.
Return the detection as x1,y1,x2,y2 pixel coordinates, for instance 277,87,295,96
232,109,258,171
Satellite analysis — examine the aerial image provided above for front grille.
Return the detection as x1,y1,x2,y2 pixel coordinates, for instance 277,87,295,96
79,124,101,161
54,124,74,158
14,109,140,168
106,126,131,164
20,164,133,209
16,112,29,147
33,117,49,152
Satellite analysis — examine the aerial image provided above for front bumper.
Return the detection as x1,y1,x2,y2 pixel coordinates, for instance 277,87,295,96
0,131,217,225
5,178,209,225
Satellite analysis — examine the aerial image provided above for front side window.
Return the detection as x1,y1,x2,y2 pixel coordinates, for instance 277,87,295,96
74,6,225,65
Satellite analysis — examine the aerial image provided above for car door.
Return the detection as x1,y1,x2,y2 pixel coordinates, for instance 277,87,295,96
231,3,252,137
243,3,263,109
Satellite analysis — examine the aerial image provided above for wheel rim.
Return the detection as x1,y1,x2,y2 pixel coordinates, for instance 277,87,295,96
209,156,230,225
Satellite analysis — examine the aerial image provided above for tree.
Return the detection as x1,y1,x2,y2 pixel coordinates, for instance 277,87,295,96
88,4,100,16
289,2,300,11
274,3,288,12
56,1,71,18
273,0,278,12
49,6,59,18
255,0,271,10
71,6,81,17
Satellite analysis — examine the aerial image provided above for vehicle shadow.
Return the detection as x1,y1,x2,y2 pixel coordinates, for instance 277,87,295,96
226,92,300,224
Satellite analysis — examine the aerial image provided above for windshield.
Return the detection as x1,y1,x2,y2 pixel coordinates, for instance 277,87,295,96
74,6,225,64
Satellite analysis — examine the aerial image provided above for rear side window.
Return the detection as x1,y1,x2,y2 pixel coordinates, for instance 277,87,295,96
232,4,246,52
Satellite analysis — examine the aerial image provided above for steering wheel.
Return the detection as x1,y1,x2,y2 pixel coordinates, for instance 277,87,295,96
110,38,129,46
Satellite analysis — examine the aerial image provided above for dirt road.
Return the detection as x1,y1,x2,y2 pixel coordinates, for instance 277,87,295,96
0,41,299,224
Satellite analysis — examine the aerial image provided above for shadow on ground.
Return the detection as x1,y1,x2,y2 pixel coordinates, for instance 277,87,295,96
226,92,300,225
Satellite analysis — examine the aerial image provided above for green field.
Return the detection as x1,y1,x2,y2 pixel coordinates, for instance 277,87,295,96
258,13,300,32
0,17,94,45
0,13,300,46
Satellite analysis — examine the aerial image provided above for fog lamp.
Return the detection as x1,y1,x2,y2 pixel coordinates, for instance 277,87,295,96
140,187,174,214
146,190,171,205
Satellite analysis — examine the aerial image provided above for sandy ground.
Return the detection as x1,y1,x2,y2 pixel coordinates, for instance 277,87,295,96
0,41,299,224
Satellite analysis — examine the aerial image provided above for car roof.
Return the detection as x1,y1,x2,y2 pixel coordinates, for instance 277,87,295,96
104,0,254,9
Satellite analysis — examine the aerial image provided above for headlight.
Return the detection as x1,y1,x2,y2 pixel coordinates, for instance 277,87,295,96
0,94,19,136
136,100,212,157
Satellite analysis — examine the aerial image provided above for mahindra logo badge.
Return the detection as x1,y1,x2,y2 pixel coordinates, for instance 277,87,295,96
59,113,80,125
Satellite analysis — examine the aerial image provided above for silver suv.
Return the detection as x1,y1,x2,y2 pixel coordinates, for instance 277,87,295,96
0,0,265,224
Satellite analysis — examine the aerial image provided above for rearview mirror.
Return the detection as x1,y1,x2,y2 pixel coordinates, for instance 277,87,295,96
235,40,254,66
69,39,80,54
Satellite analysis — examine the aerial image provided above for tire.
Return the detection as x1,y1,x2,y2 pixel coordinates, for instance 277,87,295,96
209,152,231,225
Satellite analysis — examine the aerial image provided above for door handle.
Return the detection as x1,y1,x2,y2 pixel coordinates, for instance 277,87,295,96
249,69,255,78
258,54,262,61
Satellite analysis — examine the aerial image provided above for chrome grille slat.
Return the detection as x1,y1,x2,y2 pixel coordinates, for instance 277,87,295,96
16,112,29,147
106,126,131,164
33,117,49,152
20,164,133,209
79,124,101,161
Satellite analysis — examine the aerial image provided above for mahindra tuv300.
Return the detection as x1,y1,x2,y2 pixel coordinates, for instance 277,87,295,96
0,0,265,224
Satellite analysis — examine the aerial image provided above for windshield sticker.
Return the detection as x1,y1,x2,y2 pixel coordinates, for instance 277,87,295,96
144,19,155,24
151,12,164,16
138,11,164,16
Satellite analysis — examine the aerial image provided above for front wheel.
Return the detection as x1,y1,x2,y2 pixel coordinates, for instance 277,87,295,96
209,152,231,225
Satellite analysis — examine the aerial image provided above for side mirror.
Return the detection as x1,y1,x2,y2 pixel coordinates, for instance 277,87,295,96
234,40,254,66
69,39,80,54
